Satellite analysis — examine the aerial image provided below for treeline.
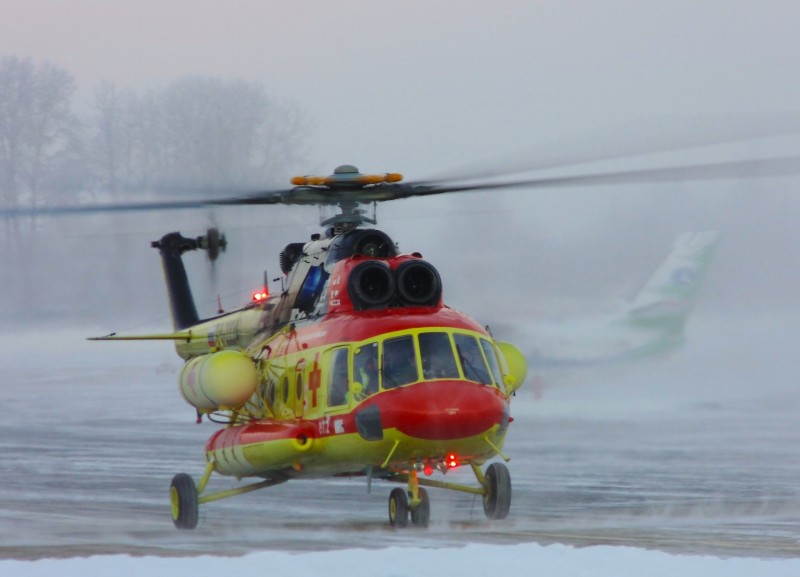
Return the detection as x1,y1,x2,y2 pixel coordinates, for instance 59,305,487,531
0,55,307,215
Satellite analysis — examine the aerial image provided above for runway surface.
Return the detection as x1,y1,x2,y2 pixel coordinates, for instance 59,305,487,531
1,312,799,560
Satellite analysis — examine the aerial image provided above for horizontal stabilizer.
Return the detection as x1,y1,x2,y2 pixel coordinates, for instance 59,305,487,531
88,331,196,342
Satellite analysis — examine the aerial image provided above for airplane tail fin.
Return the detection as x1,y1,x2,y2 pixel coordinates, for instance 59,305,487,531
625,231,719,332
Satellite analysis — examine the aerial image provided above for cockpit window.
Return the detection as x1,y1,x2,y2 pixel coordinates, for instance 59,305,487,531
454,333,492,385
296,264,329,313
481,338,504,388
354,342,380,396
342,332,501,395
382,335,418,388
419,332,459,380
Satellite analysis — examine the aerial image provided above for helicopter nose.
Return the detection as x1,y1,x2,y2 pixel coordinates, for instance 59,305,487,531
384,381,508,440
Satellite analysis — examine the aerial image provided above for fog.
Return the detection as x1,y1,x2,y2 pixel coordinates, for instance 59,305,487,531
2,3,800,563
2,1,799,330
0,0,800,329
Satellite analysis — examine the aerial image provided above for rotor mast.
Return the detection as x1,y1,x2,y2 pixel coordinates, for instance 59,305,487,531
319,199,377,234
290,164,398,235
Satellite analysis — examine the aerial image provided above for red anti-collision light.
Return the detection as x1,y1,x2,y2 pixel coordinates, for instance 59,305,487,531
446,453,459,469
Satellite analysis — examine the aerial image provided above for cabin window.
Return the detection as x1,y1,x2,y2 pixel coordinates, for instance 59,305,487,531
296,373,303,402
382,335,418,389
328,348,349,406
354,342,380,396
419,332,459,380
282,376,290,403
481,338,504,387
255,381,269,411
454,333,492,385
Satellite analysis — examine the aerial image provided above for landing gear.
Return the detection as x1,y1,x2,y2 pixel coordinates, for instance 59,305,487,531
170,473,199,529
482,462,511,520
388,486,429,528
168,461,288,530
410,487,430,527
388,488,409,528
386,461,512,527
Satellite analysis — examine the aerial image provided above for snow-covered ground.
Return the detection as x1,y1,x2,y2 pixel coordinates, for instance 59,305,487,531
4,542,800,577
1,311,799,574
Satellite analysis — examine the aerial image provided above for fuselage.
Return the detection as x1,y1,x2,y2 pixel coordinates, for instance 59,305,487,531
162,228,524,482
205,307,512,479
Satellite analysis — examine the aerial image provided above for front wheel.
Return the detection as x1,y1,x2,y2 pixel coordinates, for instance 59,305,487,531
170,473,198,529
482,463,511,520
388,488,409,528
410,487,430,528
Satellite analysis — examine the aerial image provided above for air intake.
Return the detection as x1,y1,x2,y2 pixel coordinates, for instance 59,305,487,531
348,261,395,309
395,260,442,307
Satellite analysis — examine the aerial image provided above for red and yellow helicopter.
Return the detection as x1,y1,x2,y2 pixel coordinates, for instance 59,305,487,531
95,165,531,530
6,147,800,529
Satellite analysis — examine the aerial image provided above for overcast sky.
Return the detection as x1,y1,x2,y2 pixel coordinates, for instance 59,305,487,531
3,1,799,172
2,1,800,323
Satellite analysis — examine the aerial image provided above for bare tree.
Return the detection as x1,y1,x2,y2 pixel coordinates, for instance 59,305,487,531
0,56,35,214
26,61,81,207
87,76,308,198
0,56,81,219
88,83,146,195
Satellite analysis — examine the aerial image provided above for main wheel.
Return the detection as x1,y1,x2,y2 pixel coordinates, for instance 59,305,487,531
388,487,409,528
482,462,511,520
170,473,199,529
410,487,430,528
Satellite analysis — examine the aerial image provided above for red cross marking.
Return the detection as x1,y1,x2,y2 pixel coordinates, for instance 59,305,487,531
308,353,322,408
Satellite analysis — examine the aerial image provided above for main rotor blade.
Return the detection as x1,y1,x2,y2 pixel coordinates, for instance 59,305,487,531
420,112,800,185
3,150,800,218
399,153,800,199
0,189,291,218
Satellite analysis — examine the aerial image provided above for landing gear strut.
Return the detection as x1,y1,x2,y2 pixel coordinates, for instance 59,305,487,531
169,462,288,530
386,461,511,528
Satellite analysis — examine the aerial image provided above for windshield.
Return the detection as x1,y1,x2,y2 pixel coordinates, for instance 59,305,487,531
382,335,419,388
454,333,492,384
328,330,502,408
354,342,379,396
419,332,460,380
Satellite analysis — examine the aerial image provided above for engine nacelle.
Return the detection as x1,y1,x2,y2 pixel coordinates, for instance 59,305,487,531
179,350,258,412
333,255,444,312
348,260,396,309
395,259,442,306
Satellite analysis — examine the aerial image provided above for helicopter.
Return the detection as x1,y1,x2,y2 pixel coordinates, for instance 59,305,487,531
4,146,800,530
94,164,532,530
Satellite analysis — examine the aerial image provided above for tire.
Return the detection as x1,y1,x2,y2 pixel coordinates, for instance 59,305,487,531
388,487,409,528
482,463,511,520
410,487,430,528
170,473,199,529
